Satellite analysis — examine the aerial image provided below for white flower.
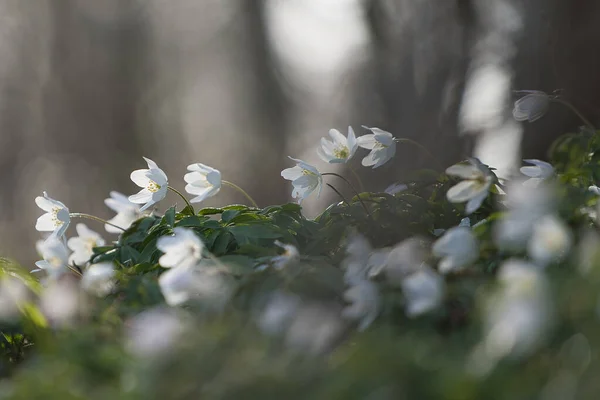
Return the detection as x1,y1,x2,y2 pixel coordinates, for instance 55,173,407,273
184,163,222,204
158,264,233,309
35,191,70,239
385,182,408,195
281,157,323,203
126,308,187,358
528,215,572,267
432,226,479,274
67,223,105,266
257,291,302,336
357,126,397,168
271,241,300,270
512,90,550,122
341,279,380,331
589,185,600,196
34,237,70,277
40,279,83,327
383,237,427,283
446,158,494,214
81,262,115,297
520,159,554,187
156,227,204,269
401,265,444,317
317,126,358,164
341,234,373,285
128,157,168,211
0,278,30,321
104,191,142,233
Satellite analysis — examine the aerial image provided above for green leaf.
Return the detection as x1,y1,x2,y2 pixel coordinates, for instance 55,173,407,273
120,246,141,265
198,207,223,216
179,204,195,217
213,231,233,255
222,209,241,223
175,215,208,228
164,206,176,228
228,224,283,240
218,255,256,275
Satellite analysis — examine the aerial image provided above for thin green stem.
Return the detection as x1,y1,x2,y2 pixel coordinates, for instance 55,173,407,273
168,186,194,212
552,98,595,131
394,138,443,170
322,172,371,217
222,180,259,208
69,213,126,232
349,165,365,192
326,183,350,207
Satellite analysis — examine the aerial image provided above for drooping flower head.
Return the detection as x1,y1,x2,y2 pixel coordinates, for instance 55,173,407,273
35,191,70,240
357,126,397,169
520,159,554,187
317,126,358,164
512,90,550,123
281,157,323,203
184,163,222,204
128,157,168,211
156,227,204,269
104,191,143,233
67,223,105,266
446,158,495,214
34,237,70,278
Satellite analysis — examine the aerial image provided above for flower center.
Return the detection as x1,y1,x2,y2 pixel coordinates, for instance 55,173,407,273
333,146,349,159
51,207,64,227
301,169,316,177
374,142,388,150
48,256,64,268
147,181,162,193
85,238,98,253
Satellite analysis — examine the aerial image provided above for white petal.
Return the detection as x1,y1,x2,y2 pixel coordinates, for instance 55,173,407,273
148,169,168,187
105,191,136,213
186,185,220,203
105,212,135,233
465,190,489,214
328,129,346,146
129,189,152,204
356,134,376,149
130,170,150,188
346,126,357,152
317,147,333,163
447,180,486,203
445,163,481,179
35,213,55,232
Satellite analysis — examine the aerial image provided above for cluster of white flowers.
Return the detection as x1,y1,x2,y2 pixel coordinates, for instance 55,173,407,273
282,126,400,203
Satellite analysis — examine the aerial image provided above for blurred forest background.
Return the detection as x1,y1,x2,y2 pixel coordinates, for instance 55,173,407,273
2,0,600,266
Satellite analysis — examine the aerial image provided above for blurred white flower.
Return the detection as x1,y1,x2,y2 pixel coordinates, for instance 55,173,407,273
281,157,323,203
126,307,187,359
35,191,70,240
104,191,142,233
432,226,478,274
528,215,572,267
317,126,358,164
589,185,600,196
81,262,115,297
577,230,600,276
341,279,380,331
40,278,83,326
401,265,444,317
158,264,233,309
0,278,30,321
520,159,554,187
468,260,551,376
446,158,494,214
271,241,299,270
184,163,222,203
512,90,550,122
34,237,70,277
383,237,427,284
385,182,408,195
284,302,346,355
257,291,302,336
128,157,168,211
342,234,373,285
67,223,105,266
156,227,204,269
357,126,397,169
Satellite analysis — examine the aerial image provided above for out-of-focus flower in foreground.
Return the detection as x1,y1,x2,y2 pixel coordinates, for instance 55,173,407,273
67,223,105,266
35,191,70,240
432,226,479,274
156,227,204,269
528,215,572,267
34,238,70,278
270,241,300,270
512,90,550,122
104,191,142,233
126,308,188,359
184,163,222,204
400,265,444,317
0,277,30,321
317,126,358,164
342,279,380,331
128,157,168,211
357,126,397,169
385,182,408,195
81,262,115,297
281,157,323,203
446,158,494,214
520,159,554,187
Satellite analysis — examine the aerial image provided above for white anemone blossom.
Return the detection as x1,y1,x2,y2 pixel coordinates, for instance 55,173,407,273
157,227,204,269
432,226,479,274
34,237,70,277
128,157,168,211
104,191,142,233
281,157,323,203
35,191,70,240
357,126,397,169
520,159,554,187
184,163,222,204
446,158,494,214
341,279,381,331
317,126,358,164
67,223,105,266
271,241,300,270
527,215,572,267
512,90,550,123
81,262,115,297
400,264,445,318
